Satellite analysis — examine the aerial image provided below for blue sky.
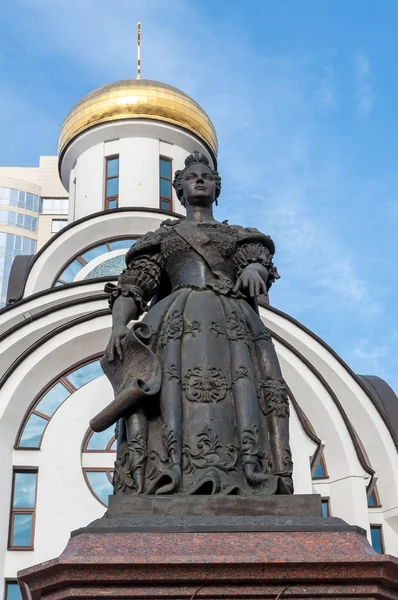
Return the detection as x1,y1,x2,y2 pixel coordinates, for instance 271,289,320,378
1,0,398,391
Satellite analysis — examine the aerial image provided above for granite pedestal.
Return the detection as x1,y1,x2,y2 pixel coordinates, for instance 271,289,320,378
18,495,398,600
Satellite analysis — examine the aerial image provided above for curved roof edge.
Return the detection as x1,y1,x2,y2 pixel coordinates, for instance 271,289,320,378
3,207,183,307
260,300,398,456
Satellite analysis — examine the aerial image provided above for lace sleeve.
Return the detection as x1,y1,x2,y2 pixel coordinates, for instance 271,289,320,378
107,252,163,315
234,242,280,290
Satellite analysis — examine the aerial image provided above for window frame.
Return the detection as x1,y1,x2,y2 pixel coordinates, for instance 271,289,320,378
8,468,38,551
83,468,114,508
104,155,119,210
312,455,328,480
82,427,116,453
51,219,68,233
321,497,330,518
15,355,103,450
52,236,138,287
159,156,173,211
368,487,381,508
370,524,384,554
4,579,22,600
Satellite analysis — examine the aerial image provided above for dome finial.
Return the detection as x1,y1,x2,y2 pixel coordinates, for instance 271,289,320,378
136,22,142,79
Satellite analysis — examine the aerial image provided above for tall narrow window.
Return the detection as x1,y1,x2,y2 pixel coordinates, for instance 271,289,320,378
321,498,330,518
368,487,381,507
8,469,38,549
370,525,384,554
105,156,119,209
312,455,328,479
4,581,22,600
159,157,172,211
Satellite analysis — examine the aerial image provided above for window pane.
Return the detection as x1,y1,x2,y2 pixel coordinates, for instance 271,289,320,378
160,178,171,198
22,238,30,254
12,513,33,546
313,459,326,478
107,199,117,209
106,158,119,178
8,211,16,226
16,213,24,228
51,219,67,233
19,413,48,447
368,493,375,507
6,582,22,600
106,178,118,198
321,499,329,518
160,158,171,179
35,382,70,417
108,239,135,250
59,259,84,282
13,472,36,508
87,425,115,450
86,471,113,506
160,199,171,211
10,189,18,201
26,194,33,211
32,217,37,232
30,239,36,253
371,526,383,553
66,360,103,389
24,215,32,230
81,244,108,262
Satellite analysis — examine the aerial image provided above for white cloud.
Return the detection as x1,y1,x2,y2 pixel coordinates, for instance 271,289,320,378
354,52,374,117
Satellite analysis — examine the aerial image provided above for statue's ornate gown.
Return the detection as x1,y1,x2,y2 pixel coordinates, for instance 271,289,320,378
106,218,293,496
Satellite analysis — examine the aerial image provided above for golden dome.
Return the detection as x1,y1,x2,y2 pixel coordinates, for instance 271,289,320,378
58,79,218,160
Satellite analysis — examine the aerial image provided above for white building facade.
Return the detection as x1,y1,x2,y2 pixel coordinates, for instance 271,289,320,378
1,77,397,600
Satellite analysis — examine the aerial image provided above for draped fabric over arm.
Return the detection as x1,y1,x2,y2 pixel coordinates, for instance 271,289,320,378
233,226,280,290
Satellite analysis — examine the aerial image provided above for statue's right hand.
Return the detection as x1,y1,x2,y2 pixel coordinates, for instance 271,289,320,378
106,325,130,362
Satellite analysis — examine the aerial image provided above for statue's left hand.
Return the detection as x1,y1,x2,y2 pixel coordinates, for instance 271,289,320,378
233,264,268,297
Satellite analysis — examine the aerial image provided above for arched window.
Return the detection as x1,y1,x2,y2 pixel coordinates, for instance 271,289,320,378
16,358,104,449
52,238,136,286
82,425,116,507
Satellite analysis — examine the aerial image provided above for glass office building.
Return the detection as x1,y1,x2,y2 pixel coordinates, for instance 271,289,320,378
0,187,39,306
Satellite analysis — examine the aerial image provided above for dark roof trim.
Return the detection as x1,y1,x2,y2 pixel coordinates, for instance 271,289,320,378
0,308,111,389
268,327,375,485
15,206,184,302
287,384,322,448
260,300,398,456
0,293,108,342
0,277,114,316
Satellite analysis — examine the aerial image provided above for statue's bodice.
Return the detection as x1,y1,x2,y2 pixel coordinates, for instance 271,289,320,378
160,222,237,291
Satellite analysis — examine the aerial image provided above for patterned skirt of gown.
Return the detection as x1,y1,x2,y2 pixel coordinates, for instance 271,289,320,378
115,287,293,496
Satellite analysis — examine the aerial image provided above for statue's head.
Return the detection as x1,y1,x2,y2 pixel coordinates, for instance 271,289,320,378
173,151,221,207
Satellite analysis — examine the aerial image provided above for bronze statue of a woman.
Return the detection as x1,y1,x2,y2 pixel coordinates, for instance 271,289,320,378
92,151,293,497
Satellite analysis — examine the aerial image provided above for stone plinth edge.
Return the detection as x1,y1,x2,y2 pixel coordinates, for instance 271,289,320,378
72,514,366,536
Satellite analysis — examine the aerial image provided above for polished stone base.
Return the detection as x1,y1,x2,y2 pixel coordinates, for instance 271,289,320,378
18,528,398,600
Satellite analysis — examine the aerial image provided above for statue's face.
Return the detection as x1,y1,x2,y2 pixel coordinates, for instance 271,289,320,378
182,164,216,207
